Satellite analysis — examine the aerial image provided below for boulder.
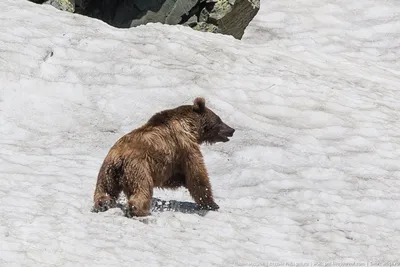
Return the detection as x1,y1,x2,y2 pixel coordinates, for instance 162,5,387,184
208,0,260,39
28,0,260,40
45,0,75,12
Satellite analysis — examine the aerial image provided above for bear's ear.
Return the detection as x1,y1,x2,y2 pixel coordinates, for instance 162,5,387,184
193,97,206,113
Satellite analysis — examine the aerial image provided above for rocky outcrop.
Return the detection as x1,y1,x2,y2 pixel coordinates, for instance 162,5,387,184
29,0,260,40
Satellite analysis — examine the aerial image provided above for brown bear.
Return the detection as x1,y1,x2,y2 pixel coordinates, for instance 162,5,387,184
91,97,235,217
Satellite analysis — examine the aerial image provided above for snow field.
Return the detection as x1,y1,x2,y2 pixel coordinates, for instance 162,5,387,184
1,0,400,266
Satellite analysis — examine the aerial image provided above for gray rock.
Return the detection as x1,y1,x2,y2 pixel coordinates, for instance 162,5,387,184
165,0,199,25
192,22,220,33
44,0,75,12
182,15,199,26
207,0,260,39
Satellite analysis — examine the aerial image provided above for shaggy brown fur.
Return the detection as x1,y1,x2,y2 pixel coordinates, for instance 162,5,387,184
92,97,235,217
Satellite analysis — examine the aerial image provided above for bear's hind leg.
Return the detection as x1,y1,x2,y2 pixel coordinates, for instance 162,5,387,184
93,193,120,213
125,193,152,217
92,160,122,213
123,169,153,218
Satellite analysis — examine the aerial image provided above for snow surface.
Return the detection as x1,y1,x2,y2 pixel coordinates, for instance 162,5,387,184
1,0,400,266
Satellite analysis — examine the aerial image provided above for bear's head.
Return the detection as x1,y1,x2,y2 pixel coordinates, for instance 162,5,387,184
193,97,235,144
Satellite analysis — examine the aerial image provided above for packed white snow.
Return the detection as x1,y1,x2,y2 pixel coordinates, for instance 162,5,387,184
1,0,400,266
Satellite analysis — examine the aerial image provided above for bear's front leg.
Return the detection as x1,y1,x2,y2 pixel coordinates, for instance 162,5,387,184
183,150,219,211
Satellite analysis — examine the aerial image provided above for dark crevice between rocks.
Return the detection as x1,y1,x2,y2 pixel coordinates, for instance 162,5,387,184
179,1,215,26
28,0,260,40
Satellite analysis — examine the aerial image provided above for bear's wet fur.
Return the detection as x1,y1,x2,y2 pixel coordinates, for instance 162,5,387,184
92,97,235,217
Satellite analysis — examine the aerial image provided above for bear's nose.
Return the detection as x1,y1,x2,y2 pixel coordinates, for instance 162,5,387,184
224,125,235,136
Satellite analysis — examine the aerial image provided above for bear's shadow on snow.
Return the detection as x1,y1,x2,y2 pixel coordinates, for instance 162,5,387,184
116,197,210,217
